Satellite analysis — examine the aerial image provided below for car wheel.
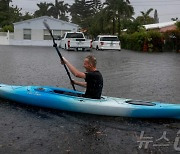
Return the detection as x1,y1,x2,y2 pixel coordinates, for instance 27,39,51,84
96,46,99,50
65,44,70,51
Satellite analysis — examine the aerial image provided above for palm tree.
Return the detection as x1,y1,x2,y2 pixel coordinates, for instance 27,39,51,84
58,1,69,21
0,0,13,26
0,0,11,10
70,0,93,27
140,8,154,24
103,0,134,35
86,0,102,14
48,0,69,21
34,2,51,17
154,9,159,23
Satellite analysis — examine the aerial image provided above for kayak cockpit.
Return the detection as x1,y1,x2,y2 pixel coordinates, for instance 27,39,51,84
53,89,84,97
35,87,84,97
34,87,106,100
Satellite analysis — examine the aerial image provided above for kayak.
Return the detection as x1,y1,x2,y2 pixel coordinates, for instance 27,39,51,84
0,84,180,119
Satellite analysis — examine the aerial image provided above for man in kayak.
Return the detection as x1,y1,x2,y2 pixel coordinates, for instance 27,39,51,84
61,55,103,99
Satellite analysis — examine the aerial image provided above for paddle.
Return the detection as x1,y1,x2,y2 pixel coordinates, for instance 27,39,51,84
43,21,76,91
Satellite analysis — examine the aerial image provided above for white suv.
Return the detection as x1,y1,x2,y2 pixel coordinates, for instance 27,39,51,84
92,35,121,51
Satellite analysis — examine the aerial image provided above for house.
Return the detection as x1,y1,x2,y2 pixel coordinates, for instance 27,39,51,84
11,16,79,46
143,21,177,32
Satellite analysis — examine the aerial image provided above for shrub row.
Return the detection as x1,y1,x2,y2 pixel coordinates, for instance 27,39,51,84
120,30,180,52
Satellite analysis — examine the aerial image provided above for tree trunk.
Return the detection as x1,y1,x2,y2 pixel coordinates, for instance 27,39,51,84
100,17,104,34
118,16,121,36
112,17,115,34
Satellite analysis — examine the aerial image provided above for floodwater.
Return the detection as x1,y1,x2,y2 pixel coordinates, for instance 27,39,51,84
0,45,180,154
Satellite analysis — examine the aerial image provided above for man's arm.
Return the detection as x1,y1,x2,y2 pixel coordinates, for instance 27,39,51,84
62,57,86,79
73,80,87,88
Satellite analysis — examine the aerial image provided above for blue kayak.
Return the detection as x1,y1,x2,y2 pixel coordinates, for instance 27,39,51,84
0,84,180,119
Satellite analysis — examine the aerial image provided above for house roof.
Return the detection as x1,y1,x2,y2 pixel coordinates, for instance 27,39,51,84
13,16,78,27
143,21,177,30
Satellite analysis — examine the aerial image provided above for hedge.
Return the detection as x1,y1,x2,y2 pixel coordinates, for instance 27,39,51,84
120,29,180,52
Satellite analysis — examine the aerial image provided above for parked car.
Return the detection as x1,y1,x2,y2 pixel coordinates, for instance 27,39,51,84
59,32,92,51
92,35,121,51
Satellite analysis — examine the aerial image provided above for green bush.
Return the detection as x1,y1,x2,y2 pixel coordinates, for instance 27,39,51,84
147,31,163,52
163,29,180,52
120,31,146,51
120,30,164,52
176,21,180,30
1,25,14,32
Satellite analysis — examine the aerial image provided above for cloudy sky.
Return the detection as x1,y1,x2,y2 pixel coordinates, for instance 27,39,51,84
11,0,180,22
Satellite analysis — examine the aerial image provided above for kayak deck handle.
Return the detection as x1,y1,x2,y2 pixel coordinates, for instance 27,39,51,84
125,100,156,106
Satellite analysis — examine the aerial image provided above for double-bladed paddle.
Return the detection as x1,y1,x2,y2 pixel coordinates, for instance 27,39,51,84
43,21,76,91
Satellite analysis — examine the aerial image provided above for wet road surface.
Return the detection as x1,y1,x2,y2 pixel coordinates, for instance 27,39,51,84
0,45,180,154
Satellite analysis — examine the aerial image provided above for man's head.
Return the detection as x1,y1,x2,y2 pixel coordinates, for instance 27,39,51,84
83,55,97,72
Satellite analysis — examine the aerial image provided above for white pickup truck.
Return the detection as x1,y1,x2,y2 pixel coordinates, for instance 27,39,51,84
59,32,92,51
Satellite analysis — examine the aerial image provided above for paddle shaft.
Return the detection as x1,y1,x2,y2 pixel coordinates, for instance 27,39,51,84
43,22,76,91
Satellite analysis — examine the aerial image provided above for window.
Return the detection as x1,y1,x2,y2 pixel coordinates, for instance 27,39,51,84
66,33,84,38
44,29,69,40
53,30,61,40
100,37,119,41
44,29,52,40
23,29,31,40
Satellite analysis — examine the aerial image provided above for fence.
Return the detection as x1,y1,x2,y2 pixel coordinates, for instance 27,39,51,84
0,32,11,45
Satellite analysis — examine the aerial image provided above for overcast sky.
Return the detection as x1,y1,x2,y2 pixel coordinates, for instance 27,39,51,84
11,0,180,23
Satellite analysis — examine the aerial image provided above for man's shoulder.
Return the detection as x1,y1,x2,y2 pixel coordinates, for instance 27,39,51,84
87,70,101,75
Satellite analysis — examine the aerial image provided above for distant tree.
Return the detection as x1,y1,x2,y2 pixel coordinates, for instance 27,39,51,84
122,19,141,34
0,0,11,10
176,21,180,30
48,0,69,21
21,12,33,21
0,0,12,27
154,9,159,23
0,0,34,31
70,0,93,28
9,6,22,22
139,8,154,24
88,9,106,36
86,0,102,14
171,17,178,21
135,8,155,25
34,2,51,17
103,0,134,35
0,0,25,31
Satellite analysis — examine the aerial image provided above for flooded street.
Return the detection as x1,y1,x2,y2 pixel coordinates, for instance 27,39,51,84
0,45,180,154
